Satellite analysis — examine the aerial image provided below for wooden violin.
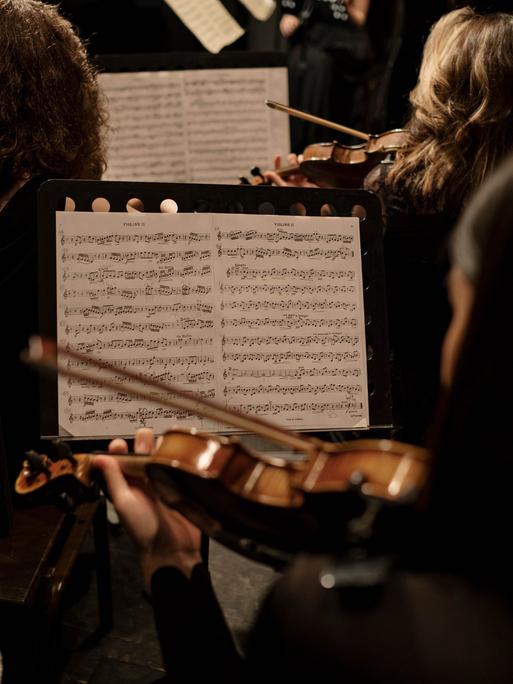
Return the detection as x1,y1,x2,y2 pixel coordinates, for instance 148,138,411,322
244,100,407,189
16,337,429,566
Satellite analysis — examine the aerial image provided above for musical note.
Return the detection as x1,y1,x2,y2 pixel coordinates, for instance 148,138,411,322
217,246,353,260
67,402,212,426
66,369,215,390
222,350,360,363
67,385,216,406
62,319,214,337
64,302,213,317
220,283,356,296
227,400,364,416
224,383,362,397
61,249,211,264
222,333,360,347
65,354,215,370
223,366,361,380
62,265,212,283
67,336,213,353
222,316,358,329
217,229,353,243
221,299,356,312
62,284,212,299
225,265,355,280
60,231,210,246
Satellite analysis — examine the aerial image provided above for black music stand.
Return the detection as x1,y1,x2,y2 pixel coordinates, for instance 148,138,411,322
37,179,393,440
95,50,287,74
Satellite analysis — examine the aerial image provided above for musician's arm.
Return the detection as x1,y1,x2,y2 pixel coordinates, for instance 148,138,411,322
94,429,245,678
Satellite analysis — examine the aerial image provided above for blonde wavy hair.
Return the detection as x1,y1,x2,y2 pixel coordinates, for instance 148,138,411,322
388,8,513,214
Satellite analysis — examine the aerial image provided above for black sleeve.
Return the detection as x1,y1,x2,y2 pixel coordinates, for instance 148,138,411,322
151,564,245,682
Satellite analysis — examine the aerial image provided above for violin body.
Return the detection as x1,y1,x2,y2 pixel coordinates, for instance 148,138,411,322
242,129,407,189
299,129,407,188
16,428,429,567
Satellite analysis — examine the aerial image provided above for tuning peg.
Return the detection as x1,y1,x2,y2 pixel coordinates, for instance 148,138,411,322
51,439,76,464
24,450,51,478
250,166,267,184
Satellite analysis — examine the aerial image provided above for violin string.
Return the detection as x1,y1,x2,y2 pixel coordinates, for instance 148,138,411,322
23,336,320,454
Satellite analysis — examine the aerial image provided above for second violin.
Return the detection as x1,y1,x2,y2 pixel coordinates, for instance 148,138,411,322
16,338,430,566
260,101,407,188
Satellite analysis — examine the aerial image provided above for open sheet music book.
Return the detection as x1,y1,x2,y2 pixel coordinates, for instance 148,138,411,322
55,211,369,438
98,65,289,186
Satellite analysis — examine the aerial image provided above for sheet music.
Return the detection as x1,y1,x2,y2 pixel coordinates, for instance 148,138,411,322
55,211,369,438
163,0,244,53
237,0,276,21
99,67,289,185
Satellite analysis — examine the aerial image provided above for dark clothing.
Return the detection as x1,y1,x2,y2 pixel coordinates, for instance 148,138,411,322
151,557,513,682
365,163,454,444
0,178,45,482
151,564,244,681
282,1,373,151
281,0,352,24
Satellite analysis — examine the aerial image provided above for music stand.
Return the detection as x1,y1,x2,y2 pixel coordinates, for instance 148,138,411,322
38,179,393,441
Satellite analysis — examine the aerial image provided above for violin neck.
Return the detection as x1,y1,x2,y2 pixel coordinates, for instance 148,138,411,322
76,453,151,482
98,454,152,480
277,164,301,179
111,455,152,479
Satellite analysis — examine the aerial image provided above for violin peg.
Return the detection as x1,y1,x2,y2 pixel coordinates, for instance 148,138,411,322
250,166,267,183
24,450,51,478
51,439,76,464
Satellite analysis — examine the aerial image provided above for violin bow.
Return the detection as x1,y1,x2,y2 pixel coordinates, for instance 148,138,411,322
22,336,322,454
265,100,370,142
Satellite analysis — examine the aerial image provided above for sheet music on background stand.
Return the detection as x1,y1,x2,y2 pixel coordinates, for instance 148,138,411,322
38,180,393,448
96,52,290,186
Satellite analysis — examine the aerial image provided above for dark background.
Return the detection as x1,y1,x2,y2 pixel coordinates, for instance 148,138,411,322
48,1,512,130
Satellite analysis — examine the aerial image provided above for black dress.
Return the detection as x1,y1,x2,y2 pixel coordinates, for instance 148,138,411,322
281,0,373,151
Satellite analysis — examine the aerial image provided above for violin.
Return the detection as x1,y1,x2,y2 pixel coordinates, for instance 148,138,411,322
244,100,407,189
16,337,430,566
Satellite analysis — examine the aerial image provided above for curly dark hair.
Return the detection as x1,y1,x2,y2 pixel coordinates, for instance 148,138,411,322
0,0,107,195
